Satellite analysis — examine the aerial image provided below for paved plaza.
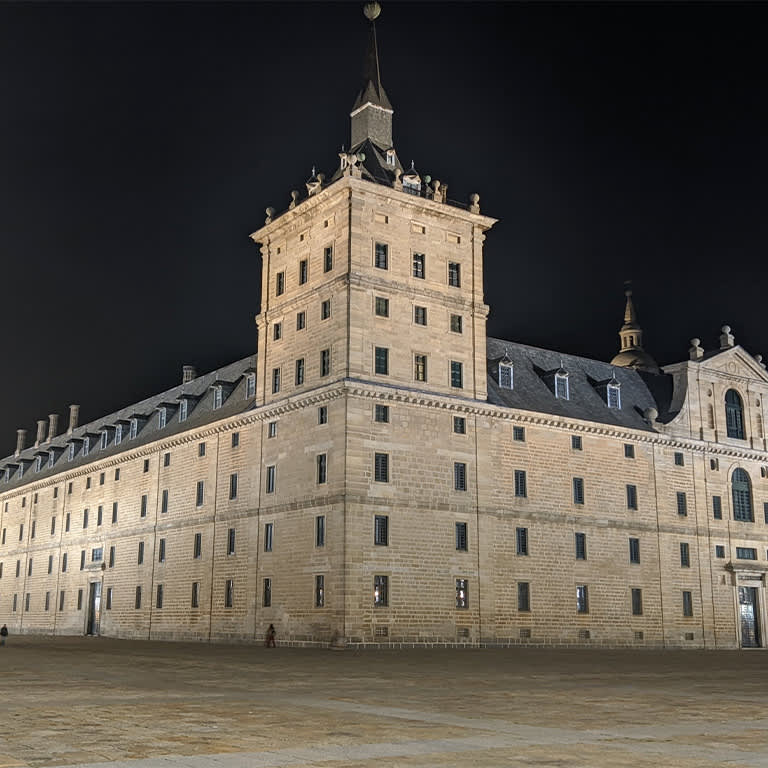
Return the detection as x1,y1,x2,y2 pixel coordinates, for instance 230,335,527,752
0,637,767,767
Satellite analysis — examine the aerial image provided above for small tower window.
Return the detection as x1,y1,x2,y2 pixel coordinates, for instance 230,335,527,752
607,381,621,409
386,149,396,167
246,373,256,399
555,370,569,400
725,389,745,439
499,362,513,390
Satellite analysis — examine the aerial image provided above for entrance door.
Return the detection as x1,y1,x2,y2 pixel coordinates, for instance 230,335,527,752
86,582,102,636
738,586,761,648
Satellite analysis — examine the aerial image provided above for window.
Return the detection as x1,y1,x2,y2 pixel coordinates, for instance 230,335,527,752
156,584,164,609
62,553,67,572
375,297,389,317
246,373,256,398
299,259,308,285
268,421,277,438
83,437,90,455
130,419,139,440
374,242,388,269
68,443,75,461
275,271,285,296
48,554,53,574
296,311,306,331
320,348,330,377
158,538,166,563
229,473,238,500
374,453,389,483
28,558,33,576
115,468,120,481
676,492,687,516
407,250,425,279
516,527,528,556
576,585,589,614
227,527,236,555
273,322,282,342
732,468,753,521
765,502,768,524
315,516,325,547
456,578,469,609
321,299,331,320
45,591,50,611
79,550,86,570
453,416,466,434
374,515,388,546
626,484,638,510
266,465,276,494
191,582,200,608
414,354,427,382
499,362,513,390
51,516,56,535
374,347,389,375
263,578,272,607
374,575,388,607
555,372,569,400
65,513,70,532
624,444,635,459
164,452,171,467
179,399,188,422
375,405,389,423
158,409,167,429
231,432,240,448
82,510,88,529
573,477,584,505
674,452,684,466
450,361,463,389
682,590,693,617
450,314,463,333
454,462,467,491
512,426,525,442
631,588,643,616
680,542,690,567
225,579,234,608
725,389,745,439
316,453,327,484
112,502,118,524
196,480,204,507
193,532,202,559
629,537,640,564
143,458,149,473
571,435,582,451
108,546,115,568
713,495,722,519
514,469,527,498
137,541,144,565
295,357,305,385
414,306,427,325
455,522,468,551
317,405,328,425
315,574,325,608
736,547,757,560
264,523,273,552
272,367,281,394
607,383,621,409
135,586,142,610
140,494,148,518
448,262,460,287
715,545,725,559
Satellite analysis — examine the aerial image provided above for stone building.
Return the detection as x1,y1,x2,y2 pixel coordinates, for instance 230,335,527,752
1,9,767,649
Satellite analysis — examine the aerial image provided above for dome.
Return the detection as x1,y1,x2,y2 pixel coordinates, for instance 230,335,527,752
610,349,660,374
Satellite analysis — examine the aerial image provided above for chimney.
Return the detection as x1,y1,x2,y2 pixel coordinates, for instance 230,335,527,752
182,365,197,384
67,404,80,435
15,428,27,457
35,420,47,448
719,325,735,350
48,413,59,442
689,338,704,361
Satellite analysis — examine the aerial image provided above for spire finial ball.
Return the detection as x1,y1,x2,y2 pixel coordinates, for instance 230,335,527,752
363,2,381,21
721,324,731,334
690,338,701,347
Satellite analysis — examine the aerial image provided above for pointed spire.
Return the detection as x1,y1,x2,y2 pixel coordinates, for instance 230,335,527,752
610,282,660,374
623,284,638,327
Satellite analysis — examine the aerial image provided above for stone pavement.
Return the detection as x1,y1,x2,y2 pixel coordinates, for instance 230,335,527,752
0,637,767,767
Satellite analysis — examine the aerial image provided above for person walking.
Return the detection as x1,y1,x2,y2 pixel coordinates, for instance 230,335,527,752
265,623,276,648
0,624,8,646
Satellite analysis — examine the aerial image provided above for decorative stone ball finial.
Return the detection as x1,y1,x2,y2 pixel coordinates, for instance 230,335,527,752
265,206,275,224
363,2,381,21
719,324,735,350
756,354,766,369
469,192,480,214
289,190,299,210
643,406,658,423
689,338,704,361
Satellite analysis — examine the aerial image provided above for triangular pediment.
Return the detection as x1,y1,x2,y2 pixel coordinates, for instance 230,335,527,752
700,346,768,383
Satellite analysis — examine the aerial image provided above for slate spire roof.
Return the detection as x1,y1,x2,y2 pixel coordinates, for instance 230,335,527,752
610,283,660,374
352,13,392,112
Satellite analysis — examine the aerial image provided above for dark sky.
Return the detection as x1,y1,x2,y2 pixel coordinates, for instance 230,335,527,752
1,1,766,456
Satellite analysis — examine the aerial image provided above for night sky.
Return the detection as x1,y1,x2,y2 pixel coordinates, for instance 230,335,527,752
1,1,766,456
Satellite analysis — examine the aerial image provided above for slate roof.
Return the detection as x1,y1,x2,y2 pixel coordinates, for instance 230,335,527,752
352,24,392,112
486,337,675,431
0,354,256,492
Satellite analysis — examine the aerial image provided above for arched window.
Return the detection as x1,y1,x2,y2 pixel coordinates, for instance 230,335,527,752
732,468,753,522
725,389,745,439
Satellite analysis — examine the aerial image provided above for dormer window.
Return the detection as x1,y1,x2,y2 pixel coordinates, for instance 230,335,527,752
246,373,256,399
115,424,122,445
48,452,55,469
82,437,90,456
100,431,108,450
386,149,396,167
4,467,10,481
130,418,138,439
35,455,42,473
554,370,569,400
158,408,167,429
607,381,621,409
179,399,188,423
68,443,76,461
340,154,348,170
498,357,513,390
213,386,223,410
17,464,24,479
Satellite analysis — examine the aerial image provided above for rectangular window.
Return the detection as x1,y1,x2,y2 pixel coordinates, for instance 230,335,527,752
374,575,388,607
715,545,725,558
272,367,281,394
317,453,327,484
82,509,88,529
456,578,469,609
191,582,200,608
454,462,467,491
626,484,638,510
375,296,389,317
196,480,204,507
266,465,276,494
453,416,466,434
226,527,235,556
264,522,274,552
624,444,635,458
571,435,582,451
62,553,68,572
764,502,768,524
450,314,463,333
674,452,684,466
193,532,202,559
140,494,148,518
108,545,115,568
48,554,53,574
513,425,525,442
105,587,113,610
231,432,240,448
374,453,389,483
448,262,461,287
374,346,389,375
450,361,463,389
712,495,722,519
299,258,308,285
320,348,330,377
414,306,427,326
59,590,65,611
321,298,331,319
414,354,427,382
80,550,86,570
229,473,238,500
296,311,306,331
575,532,587,560
138,541,144,565
163,452,171,467
295,357,305,385
51,516,56,535
268,421,277,438
246,373,256,398
115,468,120,481
576,585,589,613
517,581,530,612
315,516,325,547
112,502,118,524
629,537,640,564
374,242,388,269
225,579,234,608
573,477,585,505
158,410,167,429
676,492,687,516
28,558,33,576
315,574,325,607
143,458,149,473
275,271,285,296
263,578,272,607
374,515,388,546
158,538,166,563
631,588,643,616
514,469,527,498
375,404,389,423
412,252,425,278
680,541,690,567
156,584,164,609
318,405,328,424
45,591,50,611
516,527,528,556
77,589,83,610
324,245,333,272
135,586,142,610
682,590,693,617
736,547,757,560
455,521,468,551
